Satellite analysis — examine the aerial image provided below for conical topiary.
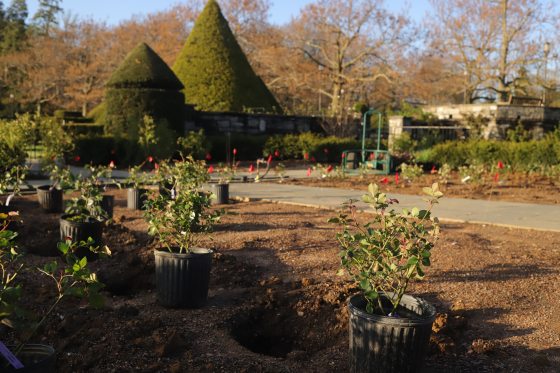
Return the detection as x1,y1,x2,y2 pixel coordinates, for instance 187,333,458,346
173,0,281,114
107,43,184,90
104,42,185,162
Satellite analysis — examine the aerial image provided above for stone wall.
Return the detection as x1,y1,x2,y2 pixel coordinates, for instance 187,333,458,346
186,110,324,135
423,103,560,139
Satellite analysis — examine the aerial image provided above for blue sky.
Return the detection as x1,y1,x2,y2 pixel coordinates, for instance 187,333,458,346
24,0,432,25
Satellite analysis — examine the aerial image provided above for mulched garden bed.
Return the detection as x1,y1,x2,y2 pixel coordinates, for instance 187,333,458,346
287,172,560,205
2,189,560,372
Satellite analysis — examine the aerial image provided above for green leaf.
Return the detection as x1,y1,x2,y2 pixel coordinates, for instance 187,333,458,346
411,207,419,217
359,279,371,291
407,257,419,266
368,183,378,196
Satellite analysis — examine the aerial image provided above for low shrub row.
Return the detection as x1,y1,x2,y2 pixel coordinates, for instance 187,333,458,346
263,133,373,163
418,134,560,172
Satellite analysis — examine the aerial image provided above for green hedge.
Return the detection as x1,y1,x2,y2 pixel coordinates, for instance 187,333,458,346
105,88,184,139
419,136,560,171
206,134,268,161
263,133,371,163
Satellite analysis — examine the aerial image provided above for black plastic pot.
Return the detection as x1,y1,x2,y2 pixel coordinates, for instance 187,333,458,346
154,248,213,308
101,195,114,219
127,188,147,210
3,344,55,373
59,214,103,260
348,293,436,373
212,183,229,205
36,185,63,213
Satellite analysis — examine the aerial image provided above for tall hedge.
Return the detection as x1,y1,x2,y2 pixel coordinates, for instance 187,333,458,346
172,0,281,114
104,42,185,140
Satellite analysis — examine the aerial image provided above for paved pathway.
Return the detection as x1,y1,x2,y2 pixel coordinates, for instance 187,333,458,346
229,182,560,232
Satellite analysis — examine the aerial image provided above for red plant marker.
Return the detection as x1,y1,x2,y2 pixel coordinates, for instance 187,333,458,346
74,155,80,162
267,154,273,164
381,177,389,184
208,165,214,174
341,152,346,159
497,161,504,169
395,172,400,185
154,163,159,170
205,153,212,161
431,165,437,174
304,152,309,161
109,160,115,168
248,164,254,173
369,153,375,161
274,149,280,158
306,167,312,177
233,148,237,156
326,165,333,173
494,172,499,182
311,156,316,162
147,156,154,163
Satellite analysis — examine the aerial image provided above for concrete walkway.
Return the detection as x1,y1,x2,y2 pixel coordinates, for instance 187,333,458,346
229,182,560,232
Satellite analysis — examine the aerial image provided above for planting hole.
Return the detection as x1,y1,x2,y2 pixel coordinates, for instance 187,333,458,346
230,309,295,358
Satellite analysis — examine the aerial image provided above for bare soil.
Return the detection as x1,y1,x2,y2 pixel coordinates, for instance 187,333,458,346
3,189,560,372
288,172,560,205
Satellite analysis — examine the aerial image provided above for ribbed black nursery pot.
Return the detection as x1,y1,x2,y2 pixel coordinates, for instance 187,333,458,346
348,293,436,373
127,188,147,210
4,344,56,373
212,183,229,205
36,185,63,213
154,248,213,308
101,195,114,219
59,215,103,261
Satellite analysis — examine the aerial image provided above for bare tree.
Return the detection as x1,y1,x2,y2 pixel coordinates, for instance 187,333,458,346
429,0,555,103
288,0,413,135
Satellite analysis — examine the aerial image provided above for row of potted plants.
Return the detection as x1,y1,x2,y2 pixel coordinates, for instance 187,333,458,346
3,151,444,372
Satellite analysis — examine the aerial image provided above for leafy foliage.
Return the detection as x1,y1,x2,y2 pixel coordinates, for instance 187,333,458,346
329,183,442,315
144,156,220,253
172,0,281,113
0,213,23,329
177,129,208,160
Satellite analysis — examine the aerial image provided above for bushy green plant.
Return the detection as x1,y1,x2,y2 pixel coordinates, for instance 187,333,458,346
38,116,74,162
65,165,113,221
399,163,423,183
177,129,208,160
329,183,442,315
144,156,219,253
0,142,26,174
391,132,416,155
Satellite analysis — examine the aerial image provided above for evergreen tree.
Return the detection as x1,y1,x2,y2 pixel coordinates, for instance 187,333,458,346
1,0,28,53
32,0,61,36
172,0,281,114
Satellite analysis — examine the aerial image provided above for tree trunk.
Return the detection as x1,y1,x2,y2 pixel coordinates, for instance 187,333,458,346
497,0,510,103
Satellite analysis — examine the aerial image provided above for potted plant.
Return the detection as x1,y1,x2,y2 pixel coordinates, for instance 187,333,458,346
329,183,443,373
60,165,112,259
144,156,220,308
36,164,74,213
125,163,151,210
1,225,109,372
212,159,239,205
